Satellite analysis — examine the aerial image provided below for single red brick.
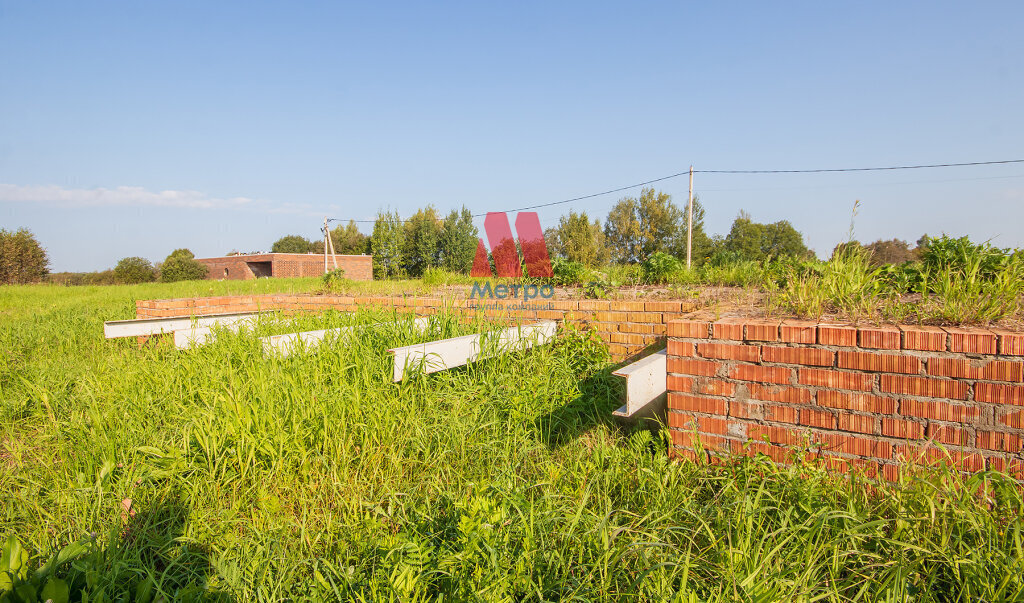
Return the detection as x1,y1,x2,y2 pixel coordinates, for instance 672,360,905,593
881,418,925,439
667,357,720,377
974,383,1024,406
762,346,834,367
667,411,697,431
764,404,799,424
837,351,921,374
729,364,792,385
943,327,997,354
927,423,971,446
899,325,947,351
780,320,818,344
801,408,836,429
859,326,901,349
666,339,695,357
992,328,1024,356
729,400,760,419
818,390,897,414
839,413,877,434
645,301,683,313
694,380,737,397
999,408,1023,429
746,384,814,404
744,320,780,341
926,357,1023,382
696,342,760,362
666,320,710,338
668,393,728,415
798,368,873,391
711,320,745,340
818,324,858,347
978,430,1022,453
667,374,693,393
900,399,979,422
879,375,968,400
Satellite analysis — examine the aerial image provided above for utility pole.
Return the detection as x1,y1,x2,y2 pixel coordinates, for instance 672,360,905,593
686,165,694,269
323,217,329,273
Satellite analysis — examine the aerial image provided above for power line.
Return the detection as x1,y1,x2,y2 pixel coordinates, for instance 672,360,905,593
697,159,1024,174
326,158,1024,225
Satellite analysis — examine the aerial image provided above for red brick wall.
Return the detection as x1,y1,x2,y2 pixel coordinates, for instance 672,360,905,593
194,254,372,281
666,319,1024,479
134,294,698,360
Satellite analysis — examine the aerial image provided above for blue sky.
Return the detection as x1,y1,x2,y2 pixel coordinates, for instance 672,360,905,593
1,1,1022,271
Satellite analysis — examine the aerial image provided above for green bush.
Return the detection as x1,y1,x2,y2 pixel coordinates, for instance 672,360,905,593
551,257,588,286
919,235,1013,279
640,251,682,284
113,257,156,284
159,249,208,283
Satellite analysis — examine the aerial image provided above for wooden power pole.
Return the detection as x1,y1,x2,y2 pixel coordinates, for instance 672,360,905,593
686,165,694,269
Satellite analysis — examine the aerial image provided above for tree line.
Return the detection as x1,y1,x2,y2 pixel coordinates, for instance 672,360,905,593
266,188,945,279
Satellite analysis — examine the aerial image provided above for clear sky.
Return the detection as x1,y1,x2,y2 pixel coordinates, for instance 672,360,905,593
1,1,1022,271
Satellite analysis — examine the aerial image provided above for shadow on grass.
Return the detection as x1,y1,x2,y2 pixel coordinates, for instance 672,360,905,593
534,342,669,449
533,366,624,448
113,491,231,601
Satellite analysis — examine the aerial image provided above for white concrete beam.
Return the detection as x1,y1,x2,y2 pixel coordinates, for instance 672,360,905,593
262,317,430,357
104,312,261,339
612,349,667,418
388,321,557,382
173,316,260,349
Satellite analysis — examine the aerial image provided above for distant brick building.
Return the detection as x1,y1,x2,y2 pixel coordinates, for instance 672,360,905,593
195,253,373,281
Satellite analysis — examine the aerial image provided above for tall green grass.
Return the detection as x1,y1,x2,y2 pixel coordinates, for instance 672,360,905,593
1,283,1022,600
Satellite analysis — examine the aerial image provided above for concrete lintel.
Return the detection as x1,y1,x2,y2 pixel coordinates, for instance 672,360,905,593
174,316,260,349
262,317,430,357
104,311,261,339
612,349,667,418
388,321,557,382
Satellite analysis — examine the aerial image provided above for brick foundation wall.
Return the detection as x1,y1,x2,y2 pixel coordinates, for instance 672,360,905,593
135,294,698,360
195,254,373,281
666,319,1024,479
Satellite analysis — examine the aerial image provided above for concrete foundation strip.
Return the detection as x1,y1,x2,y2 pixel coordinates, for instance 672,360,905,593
261,316,431,357
388,320,557,382
104,311,262,339
611,349,667,418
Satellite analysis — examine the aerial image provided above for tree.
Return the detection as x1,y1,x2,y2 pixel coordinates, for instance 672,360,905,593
668,196,712,266
370,210,405,278
160,248,208,282
314,221,369,255
114,257,157,284
548,211,609,267
438,206,479,273
723,211,812,262
604,188,685,263
833,239,916,266
272,235,315,254
401,206,442,277
0,228,49,284
333,220,369,255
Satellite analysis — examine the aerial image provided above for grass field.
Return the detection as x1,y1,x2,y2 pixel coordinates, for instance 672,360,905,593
2,280,1023,601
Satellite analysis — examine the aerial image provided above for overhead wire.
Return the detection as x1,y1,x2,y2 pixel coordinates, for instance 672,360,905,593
324,158,1024,225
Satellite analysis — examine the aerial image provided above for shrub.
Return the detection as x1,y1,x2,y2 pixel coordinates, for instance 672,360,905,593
159,249,208,283
113,257,156,284
320,268,349,292
640,251,682,284
0,228,49,284
551,257,588,286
